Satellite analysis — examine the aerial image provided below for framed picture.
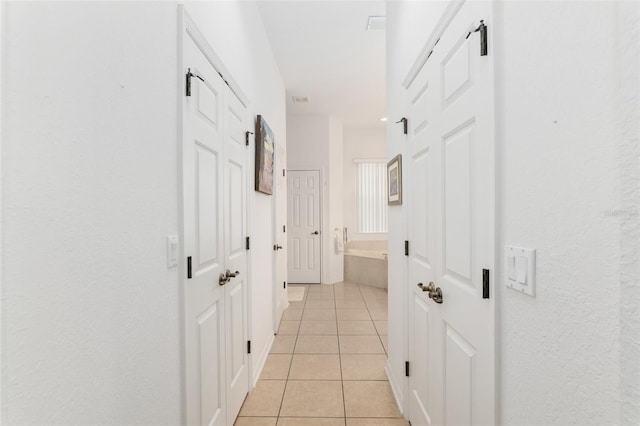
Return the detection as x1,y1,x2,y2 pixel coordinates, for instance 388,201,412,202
255,115,274,195
387,154,402,205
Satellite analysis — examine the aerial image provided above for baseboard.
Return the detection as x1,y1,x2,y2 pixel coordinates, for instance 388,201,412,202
386,361,405,416
251,333,275,388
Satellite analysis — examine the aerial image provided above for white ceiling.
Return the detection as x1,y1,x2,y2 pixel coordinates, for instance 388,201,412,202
257,1,386,128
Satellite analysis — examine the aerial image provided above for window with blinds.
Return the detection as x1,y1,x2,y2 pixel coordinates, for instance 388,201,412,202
355,160,388,233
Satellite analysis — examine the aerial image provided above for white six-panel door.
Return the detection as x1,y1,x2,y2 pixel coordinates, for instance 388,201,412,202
287,170,321,284
406,1,495,425
183,27,250,426
183,32,227,426
222,85,249,422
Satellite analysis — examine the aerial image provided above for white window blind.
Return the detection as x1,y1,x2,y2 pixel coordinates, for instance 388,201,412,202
356,160,388,233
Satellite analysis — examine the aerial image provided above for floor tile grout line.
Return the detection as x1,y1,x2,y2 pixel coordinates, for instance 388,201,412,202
334,284,348,426
275,290,305,420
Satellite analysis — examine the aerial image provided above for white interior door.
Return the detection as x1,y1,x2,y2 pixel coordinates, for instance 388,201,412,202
287,170,321,284
183,32,227,426
273,144,288,330
406,2,495,425
222,84,249,422
407,42,441,426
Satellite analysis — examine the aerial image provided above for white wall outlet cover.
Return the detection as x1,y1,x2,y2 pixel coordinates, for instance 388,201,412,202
505,245,536,297
167,235,179,268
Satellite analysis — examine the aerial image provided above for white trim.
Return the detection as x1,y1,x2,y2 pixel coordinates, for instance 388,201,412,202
402,0,466,89
252,333,274,388
181,8,249,108
0,0,5,422
176,8,187,423
386,364,405,416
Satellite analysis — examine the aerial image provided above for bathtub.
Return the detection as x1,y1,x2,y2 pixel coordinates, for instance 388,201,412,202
343,241,388,289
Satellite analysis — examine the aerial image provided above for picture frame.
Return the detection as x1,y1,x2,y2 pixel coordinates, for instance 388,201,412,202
255,115,275,195
387,154,403,205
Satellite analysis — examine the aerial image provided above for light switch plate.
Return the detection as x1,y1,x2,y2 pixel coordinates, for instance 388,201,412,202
505,245,536,296
167,235,179,268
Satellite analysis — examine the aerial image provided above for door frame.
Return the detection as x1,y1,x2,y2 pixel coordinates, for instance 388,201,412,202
399,0,499,418
287,169,323,285
177,7,254,422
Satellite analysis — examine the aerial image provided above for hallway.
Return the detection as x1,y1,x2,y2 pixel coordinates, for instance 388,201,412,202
235,282,406,426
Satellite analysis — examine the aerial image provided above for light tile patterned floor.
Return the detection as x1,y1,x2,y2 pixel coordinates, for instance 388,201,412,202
235,281,408,426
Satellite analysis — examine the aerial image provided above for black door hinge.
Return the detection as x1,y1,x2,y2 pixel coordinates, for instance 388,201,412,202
467,20,488,56
405,361,410,377
396,117,408,135
187,256,192,279
185,68,204,97
283,169,286,177
247,340,251,354
245,131,254,146
404,240,409,256
246,237,250,250
483,268,490,299
283,225,286,233
283,281,287,289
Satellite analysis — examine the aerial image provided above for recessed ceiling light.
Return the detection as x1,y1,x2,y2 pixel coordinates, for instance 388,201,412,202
380,117,387,122
366,16,386,31
292,96,310,103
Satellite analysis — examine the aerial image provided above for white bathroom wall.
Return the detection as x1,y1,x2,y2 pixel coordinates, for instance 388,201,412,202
386,0,639,423
287,114,344,284
343,127,387,242
2,1,285,423
182,0,287,386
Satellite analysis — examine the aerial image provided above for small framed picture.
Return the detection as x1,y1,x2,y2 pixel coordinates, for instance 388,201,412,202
387,154,403,205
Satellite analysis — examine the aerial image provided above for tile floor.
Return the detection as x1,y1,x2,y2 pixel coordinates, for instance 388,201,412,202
235,281,408,426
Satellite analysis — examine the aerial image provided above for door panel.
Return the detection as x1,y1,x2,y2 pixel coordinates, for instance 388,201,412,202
444,323,476,426
409,294,431,425
406,2,495,425
288,170,321,283
198,303,223,425
183,31,227,426
443,122,473,281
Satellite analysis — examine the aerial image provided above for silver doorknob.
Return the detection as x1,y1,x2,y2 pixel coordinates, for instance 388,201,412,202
225,269,239,278
219,273,229,286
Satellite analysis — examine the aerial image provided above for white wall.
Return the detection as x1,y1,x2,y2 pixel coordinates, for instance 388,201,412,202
2,1,285,423
182,0,287,387
328,117,344,283
496,1,638,424
287,115,344,284
343,127,387,242
3,3,181,423
386,1,639,424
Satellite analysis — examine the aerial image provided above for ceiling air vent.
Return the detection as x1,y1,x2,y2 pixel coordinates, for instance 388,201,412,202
366,16,386,31
292,96,310,104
